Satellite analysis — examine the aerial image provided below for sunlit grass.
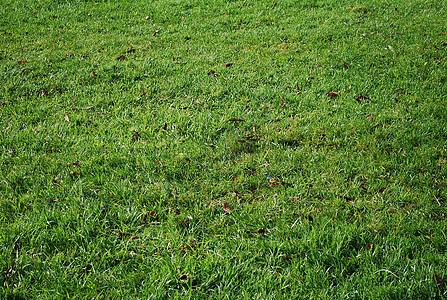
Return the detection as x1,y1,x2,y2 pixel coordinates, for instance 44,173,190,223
1,0,446,298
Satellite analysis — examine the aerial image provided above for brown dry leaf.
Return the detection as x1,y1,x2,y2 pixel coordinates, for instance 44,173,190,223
228,118,245,122
257,228,266,235
366,114,372,120
365,243,374,250
46,149,61,153
327,92,338,98
234,190,242,200
223,202,231,213
356,95,371,103
207,70,219,76
359,184,368,191
179,245,196,251
434,273,443,288
225,63,233,68
281,257,292,262
64,114,70,122
269,180,285,187
280,95,287,109
179,274,190,281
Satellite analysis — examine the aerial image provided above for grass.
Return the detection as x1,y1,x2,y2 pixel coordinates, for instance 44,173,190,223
1,0,446,298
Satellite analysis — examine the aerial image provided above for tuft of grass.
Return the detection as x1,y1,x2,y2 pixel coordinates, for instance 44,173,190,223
1,0,446,298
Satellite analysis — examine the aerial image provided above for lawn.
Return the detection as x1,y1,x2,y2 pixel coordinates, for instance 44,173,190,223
1,0,446,298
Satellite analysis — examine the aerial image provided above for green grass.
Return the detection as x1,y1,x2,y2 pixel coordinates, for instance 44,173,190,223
1,0,446,298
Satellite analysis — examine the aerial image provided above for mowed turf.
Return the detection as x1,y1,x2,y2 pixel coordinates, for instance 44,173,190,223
1,0,446,298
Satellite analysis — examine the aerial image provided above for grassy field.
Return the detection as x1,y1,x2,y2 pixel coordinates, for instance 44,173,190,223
1,0,446,298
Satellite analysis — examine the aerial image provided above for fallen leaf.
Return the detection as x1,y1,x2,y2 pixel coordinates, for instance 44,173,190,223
269,181,286,187
64,114,70,122
80,106,93,110
4,266,14,275
225,63,233,68
207,70,219,76
17,61,28,63
132,131,140,140
117,55,126,60
234,190,242,200
280,95,287,109
256,228,266,235
179,274,190,281
237,139,245,143
434,273,443,288
46,149,61,153
126,48,136,54
92,71,97,76
162,123,167,130
141,212,157,225
327,92,339,98
365,243,374,250
223,202,231,213
366,114,372,120
180,245,196,251
281,257,293,262
356,95,371,103
343,196,353,202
